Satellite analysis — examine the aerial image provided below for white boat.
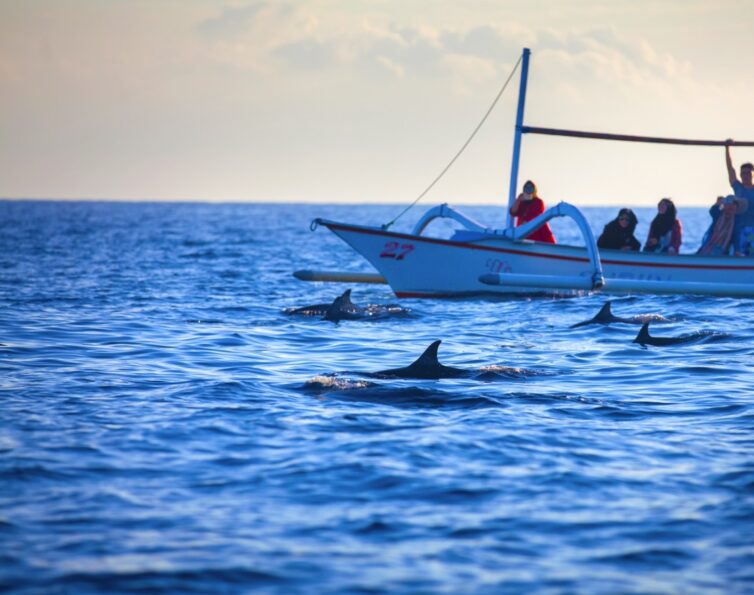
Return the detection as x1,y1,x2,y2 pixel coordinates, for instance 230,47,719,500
309,49,754,298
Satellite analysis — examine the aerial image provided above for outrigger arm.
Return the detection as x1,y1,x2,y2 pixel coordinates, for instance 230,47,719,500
491,202,606,290
411,203,490,236
495,204,606,291
411,201,606,291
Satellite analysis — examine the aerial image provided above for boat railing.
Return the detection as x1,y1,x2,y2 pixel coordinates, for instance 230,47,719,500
412,201,605,290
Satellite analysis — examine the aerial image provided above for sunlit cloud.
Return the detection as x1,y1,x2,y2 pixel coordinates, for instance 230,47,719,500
196,2,270,39
202,7,691,97
0,0,751,202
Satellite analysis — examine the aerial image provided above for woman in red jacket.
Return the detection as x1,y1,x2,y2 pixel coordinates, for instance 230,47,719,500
509,180,556,243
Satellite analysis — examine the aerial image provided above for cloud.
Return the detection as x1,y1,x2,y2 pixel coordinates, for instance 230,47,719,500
440,25,533,62
261,14,687,97
361,26,446,76
196,3,270,39
191,2,692,101
534,26,690,84
266,22,449,77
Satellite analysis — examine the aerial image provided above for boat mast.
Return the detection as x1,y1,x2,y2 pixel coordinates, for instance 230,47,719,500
506,47,531,229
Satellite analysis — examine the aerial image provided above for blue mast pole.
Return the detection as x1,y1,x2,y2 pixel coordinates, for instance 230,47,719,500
506,48,531,229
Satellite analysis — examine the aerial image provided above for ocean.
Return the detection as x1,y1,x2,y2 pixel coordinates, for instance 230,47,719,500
1,200,753,593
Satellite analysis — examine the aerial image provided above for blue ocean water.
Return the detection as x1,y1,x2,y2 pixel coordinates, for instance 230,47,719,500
1,200,753,594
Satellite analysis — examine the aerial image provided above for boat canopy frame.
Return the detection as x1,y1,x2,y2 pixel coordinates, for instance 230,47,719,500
505,47,754,230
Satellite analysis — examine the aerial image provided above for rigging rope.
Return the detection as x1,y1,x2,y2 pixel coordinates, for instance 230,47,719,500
381,55,523,230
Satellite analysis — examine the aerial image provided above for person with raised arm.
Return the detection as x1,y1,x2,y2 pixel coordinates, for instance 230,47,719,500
726,141,754,255
509,180,556,243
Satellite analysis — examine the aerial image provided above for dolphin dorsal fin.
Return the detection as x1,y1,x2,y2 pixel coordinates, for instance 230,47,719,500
324,289,354,321
411,340,442,367
596,301,613,321
635,322,651,343
339,289,353,306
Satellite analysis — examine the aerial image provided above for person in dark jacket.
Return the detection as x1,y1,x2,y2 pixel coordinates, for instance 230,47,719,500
643,198,682,254
597,208,640,251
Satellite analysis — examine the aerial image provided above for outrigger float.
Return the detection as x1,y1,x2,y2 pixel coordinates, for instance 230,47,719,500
303,48,754,298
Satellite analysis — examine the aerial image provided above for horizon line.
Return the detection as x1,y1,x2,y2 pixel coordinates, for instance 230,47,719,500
0,197,717,208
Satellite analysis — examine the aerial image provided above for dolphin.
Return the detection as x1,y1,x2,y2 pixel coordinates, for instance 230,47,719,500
633,322,722,347
370,340,471,379
286,289,409,322
323,289,362,322
570,301,668,328
285,289,362,319
285,298,338,317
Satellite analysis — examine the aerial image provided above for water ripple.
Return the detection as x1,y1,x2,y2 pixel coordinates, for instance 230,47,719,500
1,201,753,593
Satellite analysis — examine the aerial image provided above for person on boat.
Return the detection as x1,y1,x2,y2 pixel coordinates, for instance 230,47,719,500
509,180,556,243
597,208,640,251
643,198,682,254
726,141,754,255
697,195,744,256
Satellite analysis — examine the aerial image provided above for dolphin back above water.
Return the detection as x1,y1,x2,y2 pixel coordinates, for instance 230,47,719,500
285,289,358,319
285,296,341,317
323,289,361,321
371,340,471,379
633,322,724,347
286,289,409,322
571,301,668,328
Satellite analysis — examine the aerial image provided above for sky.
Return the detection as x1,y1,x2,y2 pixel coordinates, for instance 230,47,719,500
1,0,753,206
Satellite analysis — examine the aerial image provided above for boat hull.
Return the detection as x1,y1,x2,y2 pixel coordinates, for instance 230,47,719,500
318,220,754,298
